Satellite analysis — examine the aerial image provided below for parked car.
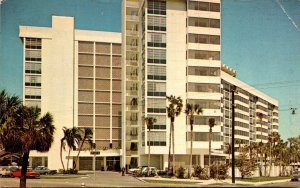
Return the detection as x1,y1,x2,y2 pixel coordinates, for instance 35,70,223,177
0,167,11,177
34,166,57,175
10,168,40,178
291,170,300,181
141,167,157,177
128,166,145,174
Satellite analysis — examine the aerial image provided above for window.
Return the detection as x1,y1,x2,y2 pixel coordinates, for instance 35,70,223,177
25,62,41,74
148,0,166,15
188,83,220,93
25,75,41,86
188,66,220,76
25,38,41,49
147,65,166,80
188,17,220,28
148,33,166,47
147,98,166,113
148,15,166,31
147,48,166,64
188,50,220,60
187,132,221,141
188,34,220,44
194,116,221,125
25,88,41,99
148,115,166,129
147,82,166,96
187,99,220,109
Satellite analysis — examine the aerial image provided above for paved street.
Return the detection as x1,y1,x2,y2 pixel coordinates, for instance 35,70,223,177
1,172,299,187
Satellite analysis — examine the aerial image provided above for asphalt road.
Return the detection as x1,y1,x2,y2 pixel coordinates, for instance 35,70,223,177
1,172,299,187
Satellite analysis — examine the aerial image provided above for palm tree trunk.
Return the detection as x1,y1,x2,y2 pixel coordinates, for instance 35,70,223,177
74,138,86,170
189,124,193,178
268,144,272,177
172,121,175,175
208,127,212,178
67,148,71,171
148,129,151,177
20,151,29,188
60,142,65,172
168,120,172,175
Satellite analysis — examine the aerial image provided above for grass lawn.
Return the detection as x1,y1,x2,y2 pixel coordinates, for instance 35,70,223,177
237,176,290,182
143,179,200,185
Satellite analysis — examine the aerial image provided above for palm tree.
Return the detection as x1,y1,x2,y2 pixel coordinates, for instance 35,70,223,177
257,112,264,176
166,95,183,175
184,103,203,178
208,118,215,178
0,90,22,160
144,117,157,176
73,128,93,169
0,90,22,132
1,106,55,188
65,127,82,171
60,127,68,172
267,132,280,176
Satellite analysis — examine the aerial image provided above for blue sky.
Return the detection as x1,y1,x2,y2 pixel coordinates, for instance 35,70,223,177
1,0,300,140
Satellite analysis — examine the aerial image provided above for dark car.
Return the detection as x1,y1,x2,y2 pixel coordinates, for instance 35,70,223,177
34,166,57,175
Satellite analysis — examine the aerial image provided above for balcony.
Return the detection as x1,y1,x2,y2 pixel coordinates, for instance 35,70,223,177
126,59,138,66
126,1,139,8
126,15,139,22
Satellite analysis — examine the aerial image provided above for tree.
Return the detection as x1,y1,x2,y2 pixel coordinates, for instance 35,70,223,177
1,105,55,188
144,116,157,176
257,112,264,176
224,143,232,165
61,127,82,172
267,132,280,176
208,118,215,178
73,128,93,169
166,95,183,175
237,145,256,179
0,90,22,160
184,103,203,178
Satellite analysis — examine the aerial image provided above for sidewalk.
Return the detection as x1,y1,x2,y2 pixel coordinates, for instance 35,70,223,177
138,176,291,186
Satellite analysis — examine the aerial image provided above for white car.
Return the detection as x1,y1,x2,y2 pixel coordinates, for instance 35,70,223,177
141,167,157,176
0,167,11,177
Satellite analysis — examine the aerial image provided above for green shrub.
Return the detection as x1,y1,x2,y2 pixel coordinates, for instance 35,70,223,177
210,164,228,179
176,166,186,179
192,165,205,177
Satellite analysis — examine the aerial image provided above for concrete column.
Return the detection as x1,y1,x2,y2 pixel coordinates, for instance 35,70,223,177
200,155,204,167
104,157,107,171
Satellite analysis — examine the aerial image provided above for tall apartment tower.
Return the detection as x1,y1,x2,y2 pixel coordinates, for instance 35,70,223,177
123,0,222,169
122,0,278,170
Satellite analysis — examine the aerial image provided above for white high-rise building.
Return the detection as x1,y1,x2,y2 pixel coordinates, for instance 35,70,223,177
17,0,278,171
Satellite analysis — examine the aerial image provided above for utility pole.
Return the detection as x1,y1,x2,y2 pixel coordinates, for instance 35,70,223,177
231,86,236,184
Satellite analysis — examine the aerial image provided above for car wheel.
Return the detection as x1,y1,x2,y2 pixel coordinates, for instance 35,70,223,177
45,172,48,175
